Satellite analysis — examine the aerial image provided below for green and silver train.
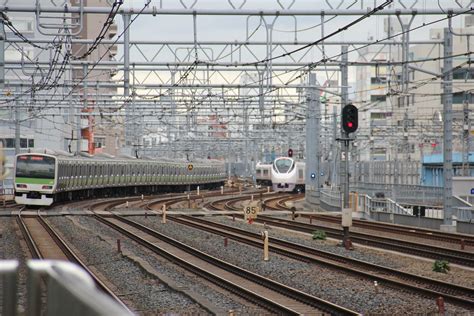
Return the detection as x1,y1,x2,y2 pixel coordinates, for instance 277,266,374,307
14,151,226,206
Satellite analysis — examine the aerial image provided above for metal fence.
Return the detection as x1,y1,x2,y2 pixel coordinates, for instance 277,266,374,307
352,183,444,206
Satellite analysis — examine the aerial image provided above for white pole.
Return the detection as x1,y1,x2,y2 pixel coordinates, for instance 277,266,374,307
262,231,269,261
162,204,166,224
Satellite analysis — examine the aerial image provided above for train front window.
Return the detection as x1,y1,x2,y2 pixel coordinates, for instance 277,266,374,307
16,155,55,179
274,159,293,173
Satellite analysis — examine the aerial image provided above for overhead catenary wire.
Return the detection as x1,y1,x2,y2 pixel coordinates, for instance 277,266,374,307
0,0,472,142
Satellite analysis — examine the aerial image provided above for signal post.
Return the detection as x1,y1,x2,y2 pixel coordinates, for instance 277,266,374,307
337,103,358,248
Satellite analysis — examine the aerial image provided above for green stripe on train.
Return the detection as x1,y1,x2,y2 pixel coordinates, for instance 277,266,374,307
15,177,55,185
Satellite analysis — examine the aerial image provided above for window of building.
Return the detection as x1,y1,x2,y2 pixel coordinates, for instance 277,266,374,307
28,139,34,148
5,138,14,148
370,77,386,84
20,138,27,148
373,148,386,155
370,95,386,102
453,68,474,80
452,92,474,104
94,137,106,149
370,112,391,119
397,119,415,127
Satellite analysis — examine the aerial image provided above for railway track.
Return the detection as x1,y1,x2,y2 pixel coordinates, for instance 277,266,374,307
16,208,130,311
266,195,474,249
165,214,474,309
92,212,359,315
301,214,474,249
256,215,474,268
205,195,474,267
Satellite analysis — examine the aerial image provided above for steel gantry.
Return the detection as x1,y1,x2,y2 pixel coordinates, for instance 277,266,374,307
0,0,472,222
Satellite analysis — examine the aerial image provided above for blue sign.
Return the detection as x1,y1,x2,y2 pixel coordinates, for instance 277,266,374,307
310,173,316,179
471,188,474,195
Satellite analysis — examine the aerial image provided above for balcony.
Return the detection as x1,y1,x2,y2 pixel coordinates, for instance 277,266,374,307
109,44,118,59
108,23,117,39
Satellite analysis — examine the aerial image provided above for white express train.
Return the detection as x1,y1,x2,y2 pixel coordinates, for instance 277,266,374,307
14,150,226,206
256,157,305,192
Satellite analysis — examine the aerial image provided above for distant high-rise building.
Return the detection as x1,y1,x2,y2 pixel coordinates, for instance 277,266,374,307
70,0,122,156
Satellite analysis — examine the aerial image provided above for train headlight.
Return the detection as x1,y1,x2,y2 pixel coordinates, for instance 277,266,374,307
42,185,53,190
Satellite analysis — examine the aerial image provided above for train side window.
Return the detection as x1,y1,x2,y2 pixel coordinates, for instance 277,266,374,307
256,169,261,176
263,170,268,176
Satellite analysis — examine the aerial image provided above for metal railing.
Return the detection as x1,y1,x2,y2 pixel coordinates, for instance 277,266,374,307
352,183,444,206
1,260,132,316
320,189,341,210
357,195,411,216
453,207,474,222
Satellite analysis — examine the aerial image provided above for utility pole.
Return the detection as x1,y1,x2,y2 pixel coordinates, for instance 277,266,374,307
462,94,471,176
304,73,320,206
340,46,349,208
331,106,338,187
15,86,20,155
0,14,4,90
79,63,88,155
442,28,454,230
123,13,131,154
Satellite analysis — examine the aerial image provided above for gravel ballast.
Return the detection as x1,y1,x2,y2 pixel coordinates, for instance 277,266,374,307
48,216,266,315
0,218,28,314
131,214,473,315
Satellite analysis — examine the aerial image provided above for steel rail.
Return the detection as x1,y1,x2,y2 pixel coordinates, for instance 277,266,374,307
94,213,360,316
17,208,131,312
209,196,474,267
169,214,474,308
303,214,474,247
255,215,474,268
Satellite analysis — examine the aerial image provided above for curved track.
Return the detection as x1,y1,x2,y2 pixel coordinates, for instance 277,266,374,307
267,195,474,249
89,199,358,316
209,194,474,267
165,214,474,309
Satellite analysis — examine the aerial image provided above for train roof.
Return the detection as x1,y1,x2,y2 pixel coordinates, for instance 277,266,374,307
17,150,225,166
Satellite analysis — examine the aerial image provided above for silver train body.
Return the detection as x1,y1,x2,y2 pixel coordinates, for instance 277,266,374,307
256,157,305,192
14,151,226,206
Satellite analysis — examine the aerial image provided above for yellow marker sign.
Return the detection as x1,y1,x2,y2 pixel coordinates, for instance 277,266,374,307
187,164,193,171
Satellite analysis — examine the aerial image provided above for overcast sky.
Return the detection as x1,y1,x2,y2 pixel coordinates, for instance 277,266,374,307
117,1,469,53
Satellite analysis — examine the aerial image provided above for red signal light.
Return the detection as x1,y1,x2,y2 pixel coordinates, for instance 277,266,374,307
347,122,353,128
